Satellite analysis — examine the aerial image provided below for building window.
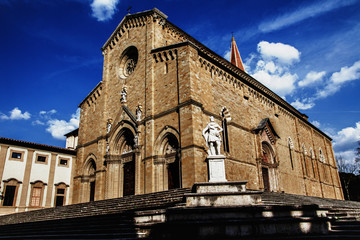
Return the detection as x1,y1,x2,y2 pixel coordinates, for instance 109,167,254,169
11,152,21,159
165,62,168,74
303,145,309,176
9,150,24,161
58,158,70,167
60,159,68,165
35,154,48,164
54,183,67,207
309,148,316,178
30,181,45,207
221,107,231,153
319,148,326,163
288,137,294,169
31,188,42,207
3,186,17,206
2,179,21,206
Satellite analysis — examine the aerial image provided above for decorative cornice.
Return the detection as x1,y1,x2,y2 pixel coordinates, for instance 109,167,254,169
101,8,168,52
78,81,102,108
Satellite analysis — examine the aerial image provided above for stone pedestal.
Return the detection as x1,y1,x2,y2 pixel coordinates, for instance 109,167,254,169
185,181,262,207
207,155,227,182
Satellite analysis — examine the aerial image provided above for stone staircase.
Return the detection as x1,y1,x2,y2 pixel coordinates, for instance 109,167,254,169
0,188,191,240
0,213,140,239
0,188,360,239
326,208,360,238
0,188,191,226
257,192,360,239
260,191,360,208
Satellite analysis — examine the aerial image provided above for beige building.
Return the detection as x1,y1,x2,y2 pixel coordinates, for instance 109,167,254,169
0,137,76,215
72,8,343,203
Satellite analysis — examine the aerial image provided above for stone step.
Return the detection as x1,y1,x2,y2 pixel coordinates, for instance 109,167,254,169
0,188,191,225
332,220,360,226
330,229,360,235
237,235,360,239
0,232,139,239
332,225,360,230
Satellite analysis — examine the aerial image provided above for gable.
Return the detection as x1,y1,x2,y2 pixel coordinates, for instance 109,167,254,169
253,118,280,145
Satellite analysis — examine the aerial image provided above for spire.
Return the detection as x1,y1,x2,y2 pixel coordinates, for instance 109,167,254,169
230,36,245,72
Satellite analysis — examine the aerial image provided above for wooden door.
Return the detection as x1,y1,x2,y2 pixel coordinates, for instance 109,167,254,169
168,159,180,189
123,156,135,196
89,181,95,201
262,167,270,192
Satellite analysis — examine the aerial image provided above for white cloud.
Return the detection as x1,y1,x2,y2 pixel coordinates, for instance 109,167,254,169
331,60,360,84
298,71,326,87
257,41,300,65
32,120,45,126
323,122,360,167
90,0,120,22
316,60,360,99
46,109,80,140
335,150,357,167
311,121,321,128
223,48,231,61
40,109,56,115
252,70,297,97
0,107,31,120
290,60,360,110
332,122,360,153
291,99,315,110
39,109,57,120
247,41,300,97
258,0,357,33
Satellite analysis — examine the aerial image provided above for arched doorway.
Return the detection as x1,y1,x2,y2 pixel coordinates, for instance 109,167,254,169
261,142,277,192
163,134,180,189
118,128,136,196
86,159,96,201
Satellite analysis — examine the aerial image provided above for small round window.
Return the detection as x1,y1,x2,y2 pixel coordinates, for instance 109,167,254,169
119,46,138,79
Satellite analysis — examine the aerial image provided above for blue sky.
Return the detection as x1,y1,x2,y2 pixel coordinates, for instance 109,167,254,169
0,0,359,164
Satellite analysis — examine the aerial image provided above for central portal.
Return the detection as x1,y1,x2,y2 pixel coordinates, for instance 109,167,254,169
123,153,135,196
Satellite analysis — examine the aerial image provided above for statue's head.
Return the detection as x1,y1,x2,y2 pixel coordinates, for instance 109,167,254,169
210,116,214,122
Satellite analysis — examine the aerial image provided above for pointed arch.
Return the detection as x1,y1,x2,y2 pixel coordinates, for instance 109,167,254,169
82,155,97,202
261,142,276,164
221,107,231,153
108,121,137,155
319,147,326,163
83,154,97,176
260,141,278,192
288,137,294,169
155,126,180,155
154,126,181,190
302,144,309,177
309,147,316,178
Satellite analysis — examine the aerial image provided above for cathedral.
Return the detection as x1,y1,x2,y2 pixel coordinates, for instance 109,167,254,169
72,8,343,203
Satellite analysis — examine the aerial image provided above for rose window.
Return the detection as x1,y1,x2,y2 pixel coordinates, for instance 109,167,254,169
119,46,138,79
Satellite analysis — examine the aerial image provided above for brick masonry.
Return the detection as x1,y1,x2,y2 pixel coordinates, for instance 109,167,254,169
72,8,343,203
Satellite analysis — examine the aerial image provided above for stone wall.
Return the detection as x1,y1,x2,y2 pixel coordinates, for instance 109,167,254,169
73,9,343,203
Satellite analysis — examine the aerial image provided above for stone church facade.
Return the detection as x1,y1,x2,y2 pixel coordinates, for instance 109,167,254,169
72,9,343,203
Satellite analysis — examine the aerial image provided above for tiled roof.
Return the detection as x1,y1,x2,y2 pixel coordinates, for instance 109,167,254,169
0,137,76,155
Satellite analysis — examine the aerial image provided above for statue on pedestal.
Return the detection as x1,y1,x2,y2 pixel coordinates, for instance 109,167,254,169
136,104,142,121
202,116,223,156
106,119,113,134
120,86,127,103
